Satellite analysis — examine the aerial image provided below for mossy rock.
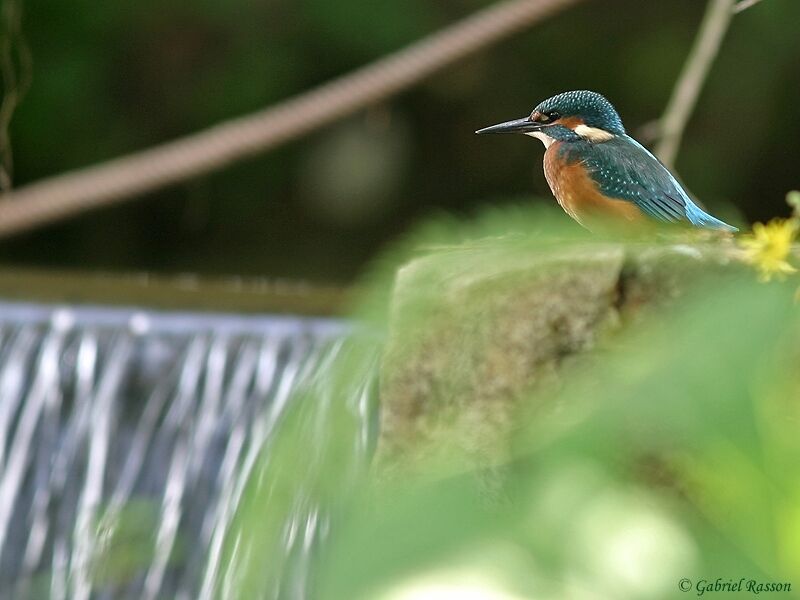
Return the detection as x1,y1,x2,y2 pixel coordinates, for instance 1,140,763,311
375,239,748,474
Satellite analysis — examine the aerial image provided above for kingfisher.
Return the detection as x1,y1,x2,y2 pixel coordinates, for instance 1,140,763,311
476,90,737,233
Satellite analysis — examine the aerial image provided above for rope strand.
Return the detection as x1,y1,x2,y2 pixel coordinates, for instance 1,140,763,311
0,0,584,238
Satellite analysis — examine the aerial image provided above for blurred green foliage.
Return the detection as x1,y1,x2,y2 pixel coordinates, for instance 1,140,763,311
220,206,800,598
91,500,162,589
0,0,798,281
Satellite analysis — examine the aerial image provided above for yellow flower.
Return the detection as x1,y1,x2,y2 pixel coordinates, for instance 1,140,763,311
739,219,798,282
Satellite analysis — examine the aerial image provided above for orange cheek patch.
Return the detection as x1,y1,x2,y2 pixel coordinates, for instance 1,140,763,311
553,116,584,130
543,148,646,229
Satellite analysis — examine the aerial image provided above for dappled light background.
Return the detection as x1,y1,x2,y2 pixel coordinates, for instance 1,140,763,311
3,0,799,281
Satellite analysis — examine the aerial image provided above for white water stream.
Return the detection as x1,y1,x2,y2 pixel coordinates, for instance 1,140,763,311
0,302,357,599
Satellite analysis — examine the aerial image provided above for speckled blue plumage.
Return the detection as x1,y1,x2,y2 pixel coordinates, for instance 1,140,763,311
535,90,626,135
536,91,737,232
555,135,736,231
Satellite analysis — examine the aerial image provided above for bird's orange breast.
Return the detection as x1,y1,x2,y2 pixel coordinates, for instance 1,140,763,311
543,143,646,231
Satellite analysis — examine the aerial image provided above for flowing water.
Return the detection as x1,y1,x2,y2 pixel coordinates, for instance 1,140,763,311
0,301,367,599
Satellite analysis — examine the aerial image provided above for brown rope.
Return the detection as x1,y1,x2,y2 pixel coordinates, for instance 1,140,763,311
0,0,584,238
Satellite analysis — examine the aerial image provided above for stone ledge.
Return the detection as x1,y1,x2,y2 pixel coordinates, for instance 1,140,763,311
375,240,747,472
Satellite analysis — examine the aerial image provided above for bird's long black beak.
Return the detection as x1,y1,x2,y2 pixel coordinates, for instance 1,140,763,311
475,117,542,135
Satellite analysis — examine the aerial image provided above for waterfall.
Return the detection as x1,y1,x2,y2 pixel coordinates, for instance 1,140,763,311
0,301,357,599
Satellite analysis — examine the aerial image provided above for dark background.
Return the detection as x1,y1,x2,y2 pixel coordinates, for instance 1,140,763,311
3,0,799,282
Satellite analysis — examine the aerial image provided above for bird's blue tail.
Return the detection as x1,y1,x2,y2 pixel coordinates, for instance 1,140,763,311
685,201,738,232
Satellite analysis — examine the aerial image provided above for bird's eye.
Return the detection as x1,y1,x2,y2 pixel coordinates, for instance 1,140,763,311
530,110,560,123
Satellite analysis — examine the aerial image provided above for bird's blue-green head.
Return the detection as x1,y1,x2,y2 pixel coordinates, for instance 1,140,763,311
476,90,626,146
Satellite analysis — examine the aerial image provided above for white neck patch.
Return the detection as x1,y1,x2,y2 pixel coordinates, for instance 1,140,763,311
525,125,615,147
574,124,615,143
525,131,556,148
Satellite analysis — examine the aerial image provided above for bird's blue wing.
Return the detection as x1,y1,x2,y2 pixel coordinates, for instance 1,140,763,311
567,135,736,231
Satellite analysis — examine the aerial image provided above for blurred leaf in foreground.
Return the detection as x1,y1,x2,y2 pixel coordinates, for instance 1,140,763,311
317,274,800,599
223,205,799,599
